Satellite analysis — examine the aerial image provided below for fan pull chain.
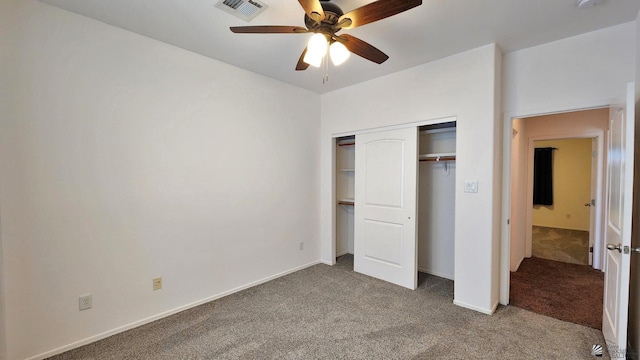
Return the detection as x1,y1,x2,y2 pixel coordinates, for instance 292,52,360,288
322,51,329,84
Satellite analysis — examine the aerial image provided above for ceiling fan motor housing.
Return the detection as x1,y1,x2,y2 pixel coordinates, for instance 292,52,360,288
304,1,344,33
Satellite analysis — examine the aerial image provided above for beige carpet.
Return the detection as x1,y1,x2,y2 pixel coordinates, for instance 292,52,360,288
532,226,590,265
50,255,607,359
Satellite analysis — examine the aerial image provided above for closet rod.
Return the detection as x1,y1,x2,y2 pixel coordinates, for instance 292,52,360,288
419,156,456,162
337,141,355,147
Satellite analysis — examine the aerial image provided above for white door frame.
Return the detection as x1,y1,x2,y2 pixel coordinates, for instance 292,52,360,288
500,107,608,305
523,133,604,269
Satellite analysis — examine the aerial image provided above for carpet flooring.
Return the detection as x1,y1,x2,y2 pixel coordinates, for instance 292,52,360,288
510,256,604,330
51,255,607,359
532,226,590,265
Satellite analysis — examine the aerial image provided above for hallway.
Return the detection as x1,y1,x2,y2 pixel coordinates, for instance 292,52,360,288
510,256,604,330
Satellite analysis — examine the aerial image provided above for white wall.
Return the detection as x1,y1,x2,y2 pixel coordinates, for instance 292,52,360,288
637,9,640,98
417,160,456,279
0,1,321,359
320,44,502,314
503,22,635,117
0,0,13,355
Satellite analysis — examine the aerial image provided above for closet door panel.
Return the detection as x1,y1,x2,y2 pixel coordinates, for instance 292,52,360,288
363,140,404,207
362,219,403,266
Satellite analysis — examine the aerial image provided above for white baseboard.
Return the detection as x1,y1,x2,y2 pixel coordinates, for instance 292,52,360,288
532,224,589,232
417,267,454,281
512,255,525,272
28,260,321,360
453,299,498,315
336,250,351,257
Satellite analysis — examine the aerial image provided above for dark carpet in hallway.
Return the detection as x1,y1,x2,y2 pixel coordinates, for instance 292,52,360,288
510,256,604,330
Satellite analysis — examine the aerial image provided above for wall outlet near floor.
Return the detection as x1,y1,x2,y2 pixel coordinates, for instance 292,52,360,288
79,294,92,311
299,242,304,250
153,277,162,291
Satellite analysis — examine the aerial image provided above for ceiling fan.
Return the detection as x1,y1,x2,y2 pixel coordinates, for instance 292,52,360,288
230,0,422,71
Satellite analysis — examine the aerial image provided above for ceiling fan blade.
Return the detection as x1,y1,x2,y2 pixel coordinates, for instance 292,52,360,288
336,34,389,64
337,0,422,30
298,0,325,23
230,26,308,34
296,48,310,71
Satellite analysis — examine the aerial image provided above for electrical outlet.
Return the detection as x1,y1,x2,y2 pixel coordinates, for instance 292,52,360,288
299,242,304,250
153,277,162,291
79,294,92,311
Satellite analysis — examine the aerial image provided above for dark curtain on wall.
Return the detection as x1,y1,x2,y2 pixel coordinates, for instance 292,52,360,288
533,147,554,205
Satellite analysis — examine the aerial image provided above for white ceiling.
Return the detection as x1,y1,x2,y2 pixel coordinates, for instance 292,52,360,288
40,0,640,94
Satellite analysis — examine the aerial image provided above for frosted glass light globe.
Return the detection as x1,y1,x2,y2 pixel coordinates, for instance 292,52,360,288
303,33,328,67
330,41,350,66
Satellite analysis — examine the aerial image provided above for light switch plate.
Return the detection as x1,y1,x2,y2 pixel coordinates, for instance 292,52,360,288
464,181,478,193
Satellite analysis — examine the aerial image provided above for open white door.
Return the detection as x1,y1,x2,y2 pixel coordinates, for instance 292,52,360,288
602,83,635,356
354,127,418,290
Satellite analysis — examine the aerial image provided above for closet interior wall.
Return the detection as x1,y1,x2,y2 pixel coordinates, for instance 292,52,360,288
418,126,456,280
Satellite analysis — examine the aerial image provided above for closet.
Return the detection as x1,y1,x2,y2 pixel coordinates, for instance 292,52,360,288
335,136,355,257
334,121,456,287
418,122,456,280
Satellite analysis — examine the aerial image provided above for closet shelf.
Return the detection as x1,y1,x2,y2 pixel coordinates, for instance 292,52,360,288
419,152,456,162
338,198,354,206
337,140,355,147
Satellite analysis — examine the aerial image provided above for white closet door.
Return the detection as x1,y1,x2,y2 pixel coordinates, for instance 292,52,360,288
354,127,418,289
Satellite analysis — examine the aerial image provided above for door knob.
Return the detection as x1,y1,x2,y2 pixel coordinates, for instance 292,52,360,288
584,202,591,207
606,243,622,252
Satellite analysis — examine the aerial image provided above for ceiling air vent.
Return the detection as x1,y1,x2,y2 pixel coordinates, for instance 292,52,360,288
216,0,268,22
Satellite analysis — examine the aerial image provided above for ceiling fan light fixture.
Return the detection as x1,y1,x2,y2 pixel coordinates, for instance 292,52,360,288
230,0,423,72
330,41,350,66
303,33,329,67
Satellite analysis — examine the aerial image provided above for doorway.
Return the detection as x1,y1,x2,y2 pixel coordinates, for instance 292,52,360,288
530,138,593,266
507,109,608,329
